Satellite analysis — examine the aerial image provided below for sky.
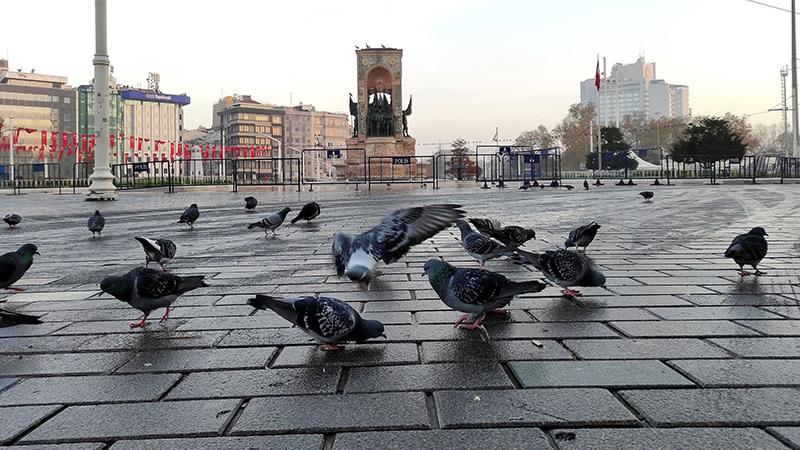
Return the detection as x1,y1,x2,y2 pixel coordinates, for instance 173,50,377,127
1,0,794,148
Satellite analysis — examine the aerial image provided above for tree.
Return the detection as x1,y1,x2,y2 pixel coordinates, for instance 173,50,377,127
584,126,638,170
515,125,555,149
445,138,481,180
670,117,747,164
553,103,594,169
750,123,785,155
723,113,759,152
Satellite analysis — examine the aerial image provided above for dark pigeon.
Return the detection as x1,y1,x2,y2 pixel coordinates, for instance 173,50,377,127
515,249,606,298
244,197,258,212
725,227,769,276
456,220,515,268
178,204,199,230
0,308,42,327
88,210,105,238
248,294,385,351
333,204,465,287
423,259,547,329
100,267,208,328
640,191,654,202
135,237,177,270
583,180,589,190
468,218,535,249
248,207,291,237
0,244,38,291
565,222,601,252
3,214,21,228
291,202,321,224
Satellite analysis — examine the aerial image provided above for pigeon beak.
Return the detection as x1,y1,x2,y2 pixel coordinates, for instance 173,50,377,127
34,251,40,255
90,290,104,298
380,333,387,339
420,272,426,278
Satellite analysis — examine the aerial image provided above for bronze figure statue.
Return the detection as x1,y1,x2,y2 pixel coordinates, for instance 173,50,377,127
402,95,412,137
349,93,358,137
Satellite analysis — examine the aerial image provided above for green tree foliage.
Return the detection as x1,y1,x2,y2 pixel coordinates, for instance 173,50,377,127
446,138,481,180
670,117,747,163
585,127,639,170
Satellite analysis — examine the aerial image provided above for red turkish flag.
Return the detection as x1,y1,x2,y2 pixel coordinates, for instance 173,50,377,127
110,133,115,148
41,131,47,148
595,56,601,91
129,136,135,150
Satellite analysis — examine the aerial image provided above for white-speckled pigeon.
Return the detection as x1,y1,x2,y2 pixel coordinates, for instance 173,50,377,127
100,267,208,328
244,196,258,212
3,214,21,229
0,244,38,292
468,217,536,249
178,204,199,230
135,237,177,270
291,202,320,224
456,220,515,268
333,204,465,287
0,308,41,327
725,227,768,276
247,207,291,237
564,221,601,252
514,249,606,298
423,259,547,330
88,210,105,238
248,294,385,351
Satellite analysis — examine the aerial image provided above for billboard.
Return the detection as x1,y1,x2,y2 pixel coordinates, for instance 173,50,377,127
120,90,191,105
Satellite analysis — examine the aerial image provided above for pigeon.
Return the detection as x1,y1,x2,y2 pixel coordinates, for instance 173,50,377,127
248,294,385,351
564,222,601,252
333,204,465,287
640,191,654,202
244,197,258,212
3,214,21,228
456,220,515,268
1,308,42,327
583,180,589,190
563,184,575,190
134,237,177,270
247,207,291,237
291,202,321,224
100,267,208,328
468,218,536,249
88,210,105,238
724,227,769,276
178,204,199,230
514,249,606,298
0,244,39,292
423,259,547,330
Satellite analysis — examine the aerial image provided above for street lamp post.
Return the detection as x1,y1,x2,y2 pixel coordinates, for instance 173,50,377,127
86,0,117,200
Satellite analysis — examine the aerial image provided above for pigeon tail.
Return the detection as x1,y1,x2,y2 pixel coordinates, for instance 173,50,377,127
0,308,42,327
247,221,263,229
176,276,207,294
498,280,548,298
248,294,297,324
290,215,302,224
512,249,542,270
724,244,743,259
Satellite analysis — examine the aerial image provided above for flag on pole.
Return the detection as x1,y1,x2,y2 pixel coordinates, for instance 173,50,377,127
492,127,498,142
595,55,601,91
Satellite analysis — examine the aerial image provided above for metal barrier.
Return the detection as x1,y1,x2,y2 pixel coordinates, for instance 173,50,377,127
500,147,563,185
666,155,760,184
112,160,173,191
434,153,499,184
14,163,63,194
171,158,232,188
233,158,301,192
301,148,366,191
367,156,436,190
780,157,800,182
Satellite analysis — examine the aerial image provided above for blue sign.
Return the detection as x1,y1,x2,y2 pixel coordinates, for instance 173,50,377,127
133,162,150,173
326,150,341,159
498,146,512,155
637,149,648,157
392,156,411,165
32,164,45,173
0,165,6,175
523,154,540,164
120,90,191,106
602,152,614,163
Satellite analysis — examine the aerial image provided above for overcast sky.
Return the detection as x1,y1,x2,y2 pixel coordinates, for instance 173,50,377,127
1,0,794,147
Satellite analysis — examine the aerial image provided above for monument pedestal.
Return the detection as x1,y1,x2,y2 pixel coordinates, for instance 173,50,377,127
347,136,416,158
348,136,417,181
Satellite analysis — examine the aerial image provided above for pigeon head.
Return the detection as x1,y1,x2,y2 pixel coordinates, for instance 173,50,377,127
589,222,601,230
586,270,607,288
190,204,198,208
17,244,39,257
525,229,537,241
278,207,291,218
422,259,453,289
99,274,128,301
353,319,386,342
94,210,101,216
455,220,472,235
748,227,768,237
346,265,374,285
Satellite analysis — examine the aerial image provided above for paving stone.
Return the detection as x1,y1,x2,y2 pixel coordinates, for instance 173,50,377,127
6,291,98,303
620,388,800,426
486,322,620,339
6,444,106,450
0,405,60,444
50,321,180,336
422,339,573,362
434,388,637,428
0,378,16,392
231,392,429,434
0,323,70,337
0,374,181,405
115,348,276,373
20,399,240,444
646,306,782,320
166,368,340,399
635,276,732,285
563,338,730,359
680,294,799,306
609,285,716,295
272,343,418,368
109,435,324,450
0,335,96,354
708,337,800,357
610,320,761,337
333,429,552,450
0,352,132,376
735,320,800,336
670,359,800,387
361,311,414,325
382,324,485,342
345,362,512,393
529,307,658,322
576,295,693,308
76,331,227,351
549,427,788,450
767,427,800,449
762,306,800,318
415,309,533,324
363,300,444,312
216,328,314,347
510,360,693,388
175,315,291,331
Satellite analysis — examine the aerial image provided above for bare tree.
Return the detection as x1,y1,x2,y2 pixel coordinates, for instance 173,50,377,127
515,125,555,149
553,103,595,170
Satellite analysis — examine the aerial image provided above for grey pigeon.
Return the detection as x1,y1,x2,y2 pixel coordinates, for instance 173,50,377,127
178,204,199,230
469,217,536,249
333,204,465,287
100,267,208,328
3,214,21,228
515,249,606,298
0,308,41,327
725,227,768,276
564,221,601,252
0,244,39,291
88,210,105,238
248,294,385,351
291,202,321,224
247,207,291,237
456,220,515,268
640,191,654,202
244,196,258,212
135,237,177,270
423,259,547,329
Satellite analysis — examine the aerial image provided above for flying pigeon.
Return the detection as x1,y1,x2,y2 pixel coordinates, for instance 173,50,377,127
3,214,21,228
0,244,38,292
468,218,535,249
88,210,105,238
333,204,465,287
291,202,320,224
724,227,768,276
514,249,606,298
244,196,258,212
640,191,654,202
423,259,547,330
134,237,177,270
100,267,208,328
248,207,291,237
583,180,589,190
178,204,199,230
456,220,515,268
564,222,601,252
248,294,385,351
1,308,42,327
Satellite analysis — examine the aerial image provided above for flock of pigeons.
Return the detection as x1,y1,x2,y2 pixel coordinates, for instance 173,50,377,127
0,194,771,352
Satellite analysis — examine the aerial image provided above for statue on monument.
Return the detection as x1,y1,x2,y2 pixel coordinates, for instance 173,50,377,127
348,92,358,137
366,78,395,137
402,95,412,137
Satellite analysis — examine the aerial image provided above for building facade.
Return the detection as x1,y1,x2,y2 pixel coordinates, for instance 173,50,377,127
580,56,690,126
77,83,124,164
120,88,190,162
215,95,285,155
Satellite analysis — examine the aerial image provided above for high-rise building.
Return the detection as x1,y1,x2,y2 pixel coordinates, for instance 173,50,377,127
580,56,690,125
77,83,124,164
119,86,190,161
215,95,285,155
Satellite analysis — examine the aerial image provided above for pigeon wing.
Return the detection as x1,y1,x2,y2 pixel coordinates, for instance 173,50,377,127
332,233,352,276
374,204,464,264
541,250,588,285
135,269,181,298
296,296,357,340
450,268,507,305
156,239,177,259
0,254,18,284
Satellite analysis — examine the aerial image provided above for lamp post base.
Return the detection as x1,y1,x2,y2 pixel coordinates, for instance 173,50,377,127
85,169,117,201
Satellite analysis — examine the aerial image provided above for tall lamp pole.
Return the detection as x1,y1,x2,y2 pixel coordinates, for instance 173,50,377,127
86,0,117,200
793,0,799,157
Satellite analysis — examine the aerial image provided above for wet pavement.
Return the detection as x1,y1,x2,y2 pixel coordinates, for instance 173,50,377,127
0,183,798,449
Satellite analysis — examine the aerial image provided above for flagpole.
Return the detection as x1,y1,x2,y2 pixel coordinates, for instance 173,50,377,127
596,54,602,172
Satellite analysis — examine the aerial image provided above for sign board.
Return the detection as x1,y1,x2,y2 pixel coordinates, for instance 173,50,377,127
326,150,341,159
392,156,411,165
32,164,45,173
498,146,512,155
637,149,648,157
133,162,150,173
524,154,540,164
729,157,741,164
685,157,695,164
120,90,191,105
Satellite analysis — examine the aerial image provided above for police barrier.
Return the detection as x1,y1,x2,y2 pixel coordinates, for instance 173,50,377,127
780,157,800,182
665,155,761,184
500,147,563,185
112,160,173,191
434,153,499,185
367,156,436,190
232,158,301,192
301,148,367,191
13,163,63,194
171,158,232,188
72,162,93,194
